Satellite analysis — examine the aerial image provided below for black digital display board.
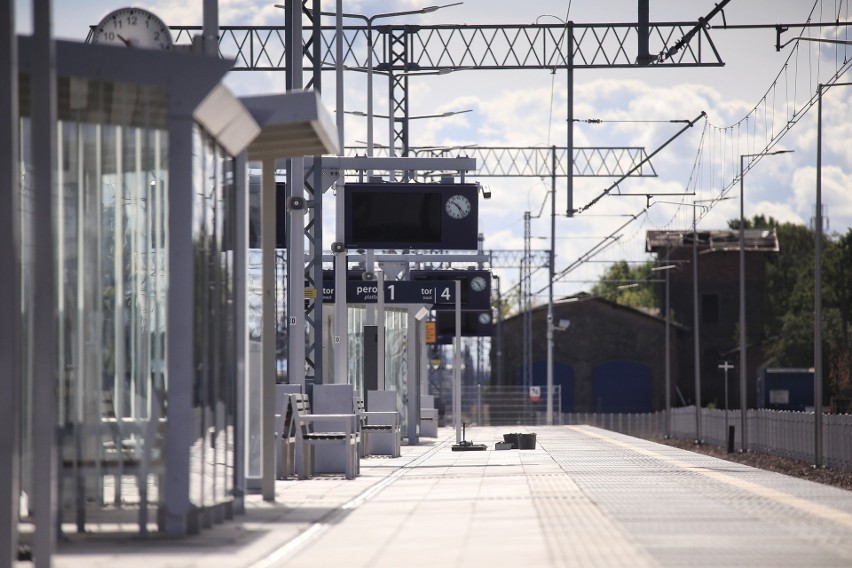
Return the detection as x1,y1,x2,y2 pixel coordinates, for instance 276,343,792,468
434,309,493,342
344,183,478,250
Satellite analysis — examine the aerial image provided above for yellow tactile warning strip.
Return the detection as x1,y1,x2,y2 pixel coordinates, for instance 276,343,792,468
528,472,659,567
580,426,852,531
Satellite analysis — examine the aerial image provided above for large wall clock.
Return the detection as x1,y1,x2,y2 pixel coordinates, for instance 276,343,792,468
91,7,174,51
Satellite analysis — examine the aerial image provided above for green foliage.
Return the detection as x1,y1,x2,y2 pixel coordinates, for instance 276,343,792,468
597,215,852,406
591,260,658,312
737,215,852,403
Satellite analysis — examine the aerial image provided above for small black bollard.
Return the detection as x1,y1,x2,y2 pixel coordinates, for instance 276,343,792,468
727,425,735,453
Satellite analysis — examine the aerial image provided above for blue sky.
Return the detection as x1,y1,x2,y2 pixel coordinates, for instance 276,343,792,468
15,0,852,299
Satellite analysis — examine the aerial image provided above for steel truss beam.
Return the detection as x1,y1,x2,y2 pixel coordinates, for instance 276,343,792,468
167,22,724,72
402,146,656,178
142,11,722,391
486,249,550,268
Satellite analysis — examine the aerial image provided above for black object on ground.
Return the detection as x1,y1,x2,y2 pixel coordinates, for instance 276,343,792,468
452,422,487,451
503,433,537,449
518,433,537,450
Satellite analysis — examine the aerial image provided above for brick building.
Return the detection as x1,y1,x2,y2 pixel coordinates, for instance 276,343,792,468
498,294,687,413
646,229,778,410
495,228,777,413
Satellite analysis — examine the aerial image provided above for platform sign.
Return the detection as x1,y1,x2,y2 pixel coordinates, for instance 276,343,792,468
529,386,541,402
322,280,456,305
410,269,491,310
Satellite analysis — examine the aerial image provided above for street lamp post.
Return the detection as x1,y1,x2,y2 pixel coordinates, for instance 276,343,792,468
692,202,702,443
308,2,461,388
313,3,462,155
689,197,731,443
547,146,557,426
651,263,677,438
738,149,793,452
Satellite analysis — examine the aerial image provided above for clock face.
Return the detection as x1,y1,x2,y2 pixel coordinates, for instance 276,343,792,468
470,276,487,292
92,8,173,50
444,194,471,219
478,312,492,325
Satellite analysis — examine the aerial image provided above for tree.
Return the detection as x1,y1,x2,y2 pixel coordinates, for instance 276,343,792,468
591,261,657,312
732,216,852,408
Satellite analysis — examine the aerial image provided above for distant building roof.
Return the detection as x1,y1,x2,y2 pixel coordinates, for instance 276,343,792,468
645,229,779,253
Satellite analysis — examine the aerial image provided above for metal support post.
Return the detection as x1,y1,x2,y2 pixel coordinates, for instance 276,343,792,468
202,0,219,56
815,84,825,467
164,112,196,538
665,258,671,438
454,280,462,444
546,146,556,426
693,204,702,443
1,0,21,561
739,155,747,452
494,274,504,387
261,159,276,501
738,148,793,454
566,22,575,216
32,0,59,562
332,0,348,385
233,153,248,514
377,268,386,390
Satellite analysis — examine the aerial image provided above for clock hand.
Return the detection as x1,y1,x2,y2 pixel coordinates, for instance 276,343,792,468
116,33,132,46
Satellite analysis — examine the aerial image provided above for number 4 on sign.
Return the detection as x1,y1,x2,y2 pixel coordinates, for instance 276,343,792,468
440,286,451,301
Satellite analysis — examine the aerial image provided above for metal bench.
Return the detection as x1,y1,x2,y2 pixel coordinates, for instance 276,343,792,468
354,395,400,458
420,394,439,438
289,393,359,480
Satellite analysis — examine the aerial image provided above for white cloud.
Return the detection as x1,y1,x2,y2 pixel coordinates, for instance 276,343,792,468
793,165,852,234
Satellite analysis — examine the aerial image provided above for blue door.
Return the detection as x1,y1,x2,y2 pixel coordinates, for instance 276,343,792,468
592,360,651,413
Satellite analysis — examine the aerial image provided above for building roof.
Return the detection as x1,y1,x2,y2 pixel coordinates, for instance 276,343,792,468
645,229,779,253
504,292,689,331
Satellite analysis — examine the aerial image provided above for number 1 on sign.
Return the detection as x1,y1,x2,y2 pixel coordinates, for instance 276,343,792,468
387,284,395,301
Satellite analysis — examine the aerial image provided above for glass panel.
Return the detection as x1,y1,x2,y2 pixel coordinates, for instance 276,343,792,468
190,125,238,508
18,71,244,533
18,74,171,531
18,116,34,517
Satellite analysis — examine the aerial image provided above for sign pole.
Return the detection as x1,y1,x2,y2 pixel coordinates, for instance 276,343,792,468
454,280,462,444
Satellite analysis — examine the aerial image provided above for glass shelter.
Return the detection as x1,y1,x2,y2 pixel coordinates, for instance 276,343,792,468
5,34,337,561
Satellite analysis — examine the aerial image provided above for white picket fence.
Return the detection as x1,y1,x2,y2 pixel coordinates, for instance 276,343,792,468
565,406,852,472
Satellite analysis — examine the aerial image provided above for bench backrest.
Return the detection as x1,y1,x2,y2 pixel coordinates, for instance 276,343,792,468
288,393,312,436
353,395,368,430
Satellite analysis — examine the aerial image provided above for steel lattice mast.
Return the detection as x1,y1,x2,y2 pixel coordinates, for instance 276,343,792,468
156,3,727,388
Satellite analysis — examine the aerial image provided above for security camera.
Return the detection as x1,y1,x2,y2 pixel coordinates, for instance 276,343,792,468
287,196,305,210
481,185,492,199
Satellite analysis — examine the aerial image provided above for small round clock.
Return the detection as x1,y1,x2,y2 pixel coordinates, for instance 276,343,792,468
445,194,471,219
478,312,492,325
470,276,487,292
91,7,173,51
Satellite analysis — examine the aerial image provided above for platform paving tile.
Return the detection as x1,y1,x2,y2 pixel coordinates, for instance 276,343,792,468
43,425,852,568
